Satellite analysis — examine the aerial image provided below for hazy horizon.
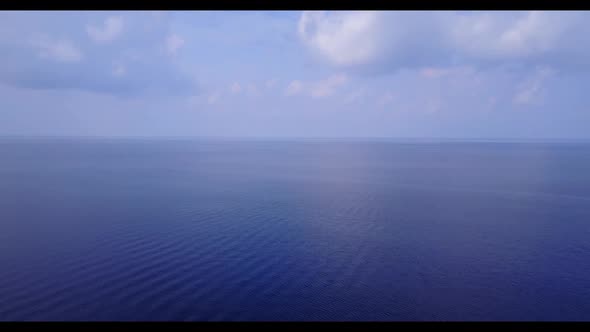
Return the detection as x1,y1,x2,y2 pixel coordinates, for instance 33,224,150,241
3,135,590,142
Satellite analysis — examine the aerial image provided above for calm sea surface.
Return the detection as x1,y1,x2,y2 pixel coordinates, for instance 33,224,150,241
1,138,590,321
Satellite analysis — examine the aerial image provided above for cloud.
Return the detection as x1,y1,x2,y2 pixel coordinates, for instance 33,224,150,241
32,37,82,63
208,92,221,105
309,73,348,98
228,82,259,96
246,83,260,96
112,62,126,77
230,82,242,93
86,16,124,43
284,74,348,98
451,11,582,61
298,11,449,71
298,11,383,67
377,92,395,107
266,79,278,89
0,12,197,98
285,80,303,96
298,11,590,74
165,33,185,56
343,88,366,104
420,67,452,79
513,66,554,105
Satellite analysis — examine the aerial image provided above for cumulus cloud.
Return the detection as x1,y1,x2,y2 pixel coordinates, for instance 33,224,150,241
285,80,303,96
343,88,366,104
0,12,197,97
32,37,82,63
246,83,260,96
165,33,185,56
298,11,590,73
298,11,449,71
86,16,124,43
309,73,348,98
112,62,126,77
208,92,221,105
284,74,348,98
228,82,261,96
377,92,395,107
450,11,582,61
513,66,554,105
230,82,242,93
298,11,384,67
266,79,278,89
420,67,452,79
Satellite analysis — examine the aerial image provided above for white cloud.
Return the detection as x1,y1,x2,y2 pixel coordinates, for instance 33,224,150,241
266,79,278,89
229,82,260,96
298,11,447,69
513,66,554,105
451,11,587,61
165,33,185,56
0,12,196,97
86,16,124,43
377,92,395,107
298,11,386,67
285,80,304,96
230,82,242,94
420,67,452,79
309,73,348,98
246,83,259,96
284,75,348,98
33,37,82,63
208,92,221,105
343,88,366,104
112,62,126,77
298,11,590,72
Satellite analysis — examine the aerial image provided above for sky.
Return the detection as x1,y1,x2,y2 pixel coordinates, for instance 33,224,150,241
0,10,589,139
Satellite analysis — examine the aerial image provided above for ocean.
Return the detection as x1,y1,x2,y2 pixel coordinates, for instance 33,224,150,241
1,138,590,321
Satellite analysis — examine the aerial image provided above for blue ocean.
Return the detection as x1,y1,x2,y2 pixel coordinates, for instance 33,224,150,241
1,138,590,321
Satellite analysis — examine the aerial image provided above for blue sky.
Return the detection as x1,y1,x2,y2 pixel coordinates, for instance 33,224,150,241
0,10,589,139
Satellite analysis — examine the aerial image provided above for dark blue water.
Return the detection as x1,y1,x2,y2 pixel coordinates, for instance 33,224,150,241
1,138,590,321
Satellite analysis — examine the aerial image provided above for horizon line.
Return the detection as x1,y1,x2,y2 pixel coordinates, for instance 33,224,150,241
2,135,590,143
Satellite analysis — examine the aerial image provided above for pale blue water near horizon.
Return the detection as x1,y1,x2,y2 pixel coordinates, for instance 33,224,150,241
1,138,590,321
